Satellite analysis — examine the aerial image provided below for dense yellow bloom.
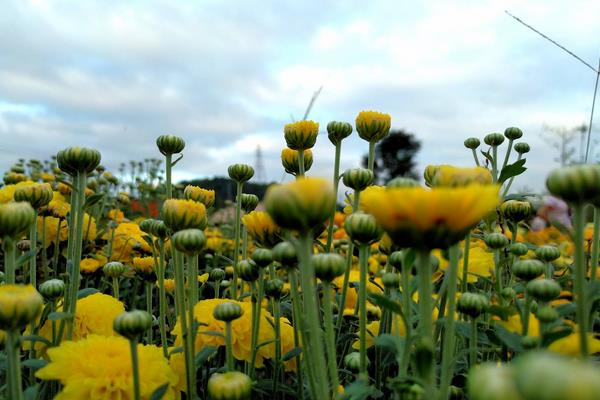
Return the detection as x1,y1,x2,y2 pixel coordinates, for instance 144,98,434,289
36,335,178,400
80,254,108,274
38,216,68,247
353,315,406,350
495,313,540,336
427,165,492,187
0,180,35,203
47,197,70,219
361,185,500,249
172,299,295,370
133,256,155,274
41,172,55,182
355,110,391,142
107,209,125,223
439,246,494,282
162,198,207,232
242,211,282,248
283,120,319,150
161,279,176,294
333,270,383,310
106,222,152,262
184,185,216,208
548,331,600,355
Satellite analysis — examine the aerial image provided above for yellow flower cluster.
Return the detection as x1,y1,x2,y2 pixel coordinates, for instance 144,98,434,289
105,222,152,262
242,211,282,248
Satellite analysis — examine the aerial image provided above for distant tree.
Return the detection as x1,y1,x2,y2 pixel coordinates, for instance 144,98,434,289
362,129,421,184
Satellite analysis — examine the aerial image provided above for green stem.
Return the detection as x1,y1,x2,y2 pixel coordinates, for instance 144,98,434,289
590,207,600,285
3,236,16,284
522,292,532,336
494,250,502,299
358,243,369,381
471,149,480,167
225,321,234,371
41,216,48,280
399,255,412,377
232,182,243,299
271,297,282,396
416,249,434,397
296,233,330,398
174,250,195,397
129,339,141,400
156,240,168,357
249,269,265,378
461,233,471,293
502,154,523,198
145,282,153,343
572,204,589,357
288,270,307,400
439,244,460,400
501,139,514,171
112,277,120,299
367,141,376,172
322,281,340,390
165,154,172,199
297,149,305,177
52,220,62,277
242,226,248,260
491,146,498,183
326,142,342,253
6,329,24,400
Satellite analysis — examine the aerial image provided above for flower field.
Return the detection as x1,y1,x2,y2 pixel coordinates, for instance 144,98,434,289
1,111,600,400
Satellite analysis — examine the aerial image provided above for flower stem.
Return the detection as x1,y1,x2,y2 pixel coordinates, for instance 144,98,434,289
469,318,478,367
6,329,24,400
501,139,514,171
296,233,330,398
155,239,168,357
461,233,472,293
590,206,600,285
271,297,282,396
416,249,434,397
398,254,412,377
326,142,342,253
502,154,523,198
231,182,243,300
112,277,120,299
491,146,498,183
249,269,265,378
358,243,369,381
225,321,234,371
439,244,460,400
129,339,141,400
174,250,195,397
3,236,16,284
145,282,153,343
572,204,589,357
288,270,308,399
471,149,480,167
165,154,172,199
522,292,532,336
322,281,340,389
30,216,38,286
297,149,305,177
367,141,376,172
41,216,48,279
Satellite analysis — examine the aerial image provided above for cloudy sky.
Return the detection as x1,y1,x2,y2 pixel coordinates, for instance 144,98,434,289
1,0,599,193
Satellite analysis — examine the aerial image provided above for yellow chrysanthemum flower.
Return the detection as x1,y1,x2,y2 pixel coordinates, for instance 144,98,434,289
495,313,540,337
106,222,152,262
0,180,35,203
41,172,55,182
281,148,313,175
352,315,406,350
183,185,216,208
333,270,383,310
355,110,391,142
438,246,494,282
133,256,155,274
107,209,125,223
283,120,319,150
80,254,108,274
426,165,493,187
242,211,282,248
36,335,178,400
361,185,500,249
172,299,295,370
37,216,68,247
162,198,207,232
161,279,176,294
47,197,70,219
548,331,600,356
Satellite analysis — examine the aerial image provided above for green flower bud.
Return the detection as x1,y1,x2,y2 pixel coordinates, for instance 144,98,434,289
113,310,152,340
284,120,319,150
103,261,127,279
237,259,259,282
210,268,226,282
0,284,43,330
388,251,403,269
526,279,561,302
457,293,488,318
546,164,600,204
171,229,206,256
344,351,363,372
228,164,254,183
500,287,516,301
512,259,545,281
483,133,505,147
381,272,400,289
327,121,353,145
281,148,313,175
510,242,529,256
484,232,509,250
149,220,169,239
536,305,559,323
312,253,346,282
355,110,391,143
521,335,540,350
501,200,533,223
87,178,99,191
207,371,252,400
0,201,35,239
239,193,259,213
514,142,530,154
535,245,560,262
139,219,156,235
423,165,437,187
11,165,25,174
344,212,383,245
342,168,374,191
38,279,65,301
213,301,244,322
504,127,523,140
56,146,101,175
464,137,481,150
156,134,185,156
251,248,273,268
468,363,520,400
264,278,284,299
272,241,297,268
14,183,53,209
386,177,420,188
183,186,216,208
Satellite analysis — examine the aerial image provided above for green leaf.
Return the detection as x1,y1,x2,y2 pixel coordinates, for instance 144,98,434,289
368,293,404,317
149,383,170,400
22,359,48,370
83,193,105,210
16,250,37,267
542,326,573,347
24,384,39,400
373,334,404,357
47,311,72,321
498,158,527,184
21,335,52,347
282,347,302,361
257,339,276,349
194,346,217,368
403,249,416,270
339,379,382,399
197,330,224,338
168,346,183,356
171,153,184,167
490,324,524,352
77,287,99,299
480,149,494,165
